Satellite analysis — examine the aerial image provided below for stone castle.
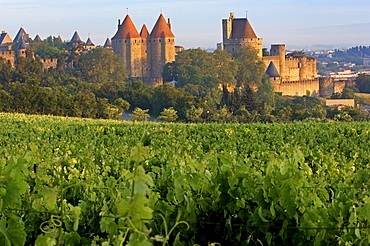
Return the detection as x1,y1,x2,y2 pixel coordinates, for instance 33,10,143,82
222,12,345,97
0,27,113,70
0,28,58,69
0,12,347,97
111,14,175,86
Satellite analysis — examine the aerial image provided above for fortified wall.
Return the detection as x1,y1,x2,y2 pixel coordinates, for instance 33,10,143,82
0,51,15,67
319,77,355,97
271,79,320,97
39,58,58,70
263,44,319,96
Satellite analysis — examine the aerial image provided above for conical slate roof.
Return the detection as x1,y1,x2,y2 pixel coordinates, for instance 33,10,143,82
70,31,83,42
14,27,30,42
140,24,149,38
86,37,95,46
112,15,141,39
231,18,258,39
266,62,280,78
104,38,112,47
57,35,63,42
0,32,12,44
18,36,31,50
150,14,174,38
34,35,42,41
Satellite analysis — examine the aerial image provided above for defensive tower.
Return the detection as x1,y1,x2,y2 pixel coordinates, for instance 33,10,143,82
112,14,175,86
222,12,263,57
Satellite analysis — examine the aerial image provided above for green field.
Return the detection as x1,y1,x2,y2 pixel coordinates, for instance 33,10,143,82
1,113,370,245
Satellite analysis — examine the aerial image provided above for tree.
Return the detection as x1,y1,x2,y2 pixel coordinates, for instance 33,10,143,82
0,57,12,84
256,78,275,109
113,98,130,113
185,106,203,123
356,73,370,93
176,48,217,77
162,61,178,82
30,40,64,59
177,65,203,86
158,107,178,122
122,79,152,110
311,105,327,119
210,106,232,122
13,57,43,83
151,84,180,115
214,48,237,86
243,85,257,112
233,46,266,88
130,107,150,122
79,47,128,84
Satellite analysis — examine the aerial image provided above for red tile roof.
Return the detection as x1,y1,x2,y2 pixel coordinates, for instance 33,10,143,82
112,15,141,39
140,24,149,38
150,14,174,38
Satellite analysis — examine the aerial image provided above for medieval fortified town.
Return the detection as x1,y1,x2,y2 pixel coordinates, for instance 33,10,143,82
0,12,360,98
3,7,370,245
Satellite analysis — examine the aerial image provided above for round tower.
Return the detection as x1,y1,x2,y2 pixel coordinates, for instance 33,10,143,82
270,44,286,80
112,15,143,78
17,36,32,59
148,14,175,86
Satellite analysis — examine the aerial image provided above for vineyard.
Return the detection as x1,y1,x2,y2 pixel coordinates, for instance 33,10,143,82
1,113,370,245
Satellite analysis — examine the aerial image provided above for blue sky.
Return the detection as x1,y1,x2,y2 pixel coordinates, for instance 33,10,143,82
2,0,370,50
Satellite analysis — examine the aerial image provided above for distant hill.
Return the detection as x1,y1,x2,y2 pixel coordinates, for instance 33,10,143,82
285,23,370,50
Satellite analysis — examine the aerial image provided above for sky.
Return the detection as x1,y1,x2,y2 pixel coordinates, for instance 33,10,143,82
1,0,370,50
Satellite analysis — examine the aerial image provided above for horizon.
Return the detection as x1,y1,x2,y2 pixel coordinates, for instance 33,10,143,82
2,0,370,51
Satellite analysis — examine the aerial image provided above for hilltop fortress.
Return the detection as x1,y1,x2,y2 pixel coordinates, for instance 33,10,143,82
222,12,346,97
0,12,347,97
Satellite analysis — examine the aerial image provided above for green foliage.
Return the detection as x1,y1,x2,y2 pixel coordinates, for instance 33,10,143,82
185,106,203,122
30,40,64,59
2,113,370,244
13,57,43,83
158,107,178,122
356,73,370,93
122,79,153,110
79,47,128,84
130,107,150,121
113,98,130,113
233,46,266,88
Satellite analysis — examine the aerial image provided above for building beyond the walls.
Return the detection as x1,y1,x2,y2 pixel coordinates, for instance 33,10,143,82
111,14,176,86
222,13,321,97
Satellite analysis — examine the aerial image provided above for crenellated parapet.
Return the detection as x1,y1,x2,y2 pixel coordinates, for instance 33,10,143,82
40,58,58,70
0,51,15,67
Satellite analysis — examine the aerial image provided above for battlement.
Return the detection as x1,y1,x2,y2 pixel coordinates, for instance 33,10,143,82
280,79,318,84
0,50,15,67
0,51,14,56
285,57,316,62
40,58,58,70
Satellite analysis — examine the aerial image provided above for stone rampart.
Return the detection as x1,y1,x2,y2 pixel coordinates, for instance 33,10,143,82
272,79,320,97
